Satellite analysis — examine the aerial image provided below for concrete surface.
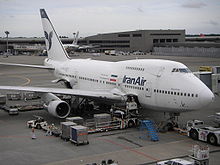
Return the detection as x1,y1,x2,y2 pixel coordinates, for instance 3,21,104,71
0,54,220,165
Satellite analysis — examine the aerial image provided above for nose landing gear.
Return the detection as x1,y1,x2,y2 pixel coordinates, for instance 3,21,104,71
159,112,180,132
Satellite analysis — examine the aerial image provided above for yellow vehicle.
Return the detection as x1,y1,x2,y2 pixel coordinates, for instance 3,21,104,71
199,66,212,72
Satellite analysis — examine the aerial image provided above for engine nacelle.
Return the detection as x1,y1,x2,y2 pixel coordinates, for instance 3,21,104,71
47,100,70,118
42,93,70,118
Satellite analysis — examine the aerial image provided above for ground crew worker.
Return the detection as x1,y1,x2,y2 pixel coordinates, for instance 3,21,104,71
31,127,36,139
46,124,53,136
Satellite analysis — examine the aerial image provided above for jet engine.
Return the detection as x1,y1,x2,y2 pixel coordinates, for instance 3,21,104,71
42,93,70,118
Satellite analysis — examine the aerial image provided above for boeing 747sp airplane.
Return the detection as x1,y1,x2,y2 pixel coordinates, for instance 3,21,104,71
0,9,214,118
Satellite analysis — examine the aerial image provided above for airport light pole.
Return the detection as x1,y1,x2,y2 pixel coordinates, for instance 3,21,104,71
5,31,10,54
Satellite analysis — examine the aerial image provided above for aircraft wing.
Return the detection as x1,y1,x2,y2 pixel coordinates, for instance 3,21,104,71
0,86,125,101
0,62,54,70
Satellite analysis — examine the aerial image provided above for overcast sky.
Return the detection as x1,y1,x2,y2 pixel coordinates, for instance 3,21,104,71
0,0,220,38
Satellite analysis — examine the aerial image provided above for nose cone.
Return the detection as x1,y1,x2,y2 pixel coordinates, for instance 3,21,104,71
199,87,215,107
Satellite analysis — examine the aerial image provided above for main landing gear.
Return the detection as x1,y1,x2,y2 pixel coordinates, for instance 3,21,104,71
159,112,179,132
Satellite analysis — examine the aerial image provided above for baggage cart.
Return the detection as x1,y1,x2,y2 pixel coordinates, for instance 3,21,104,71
24,92,39,100
60,121,77,141
70,125,89,145
7,93,22,100
66,116,84,125
94,113,112,125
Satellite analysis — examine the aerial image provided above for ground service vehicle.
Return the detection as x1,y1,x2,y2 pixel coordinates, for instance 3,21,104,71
112,99,139,128
187,120,220,145
27,116,48,129
156,158,194,165
8,108,19,115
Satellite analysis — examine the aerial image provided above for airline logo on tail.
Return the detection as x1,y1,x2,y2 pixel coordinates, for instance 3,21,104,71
40,9,49,20
44,31,53,50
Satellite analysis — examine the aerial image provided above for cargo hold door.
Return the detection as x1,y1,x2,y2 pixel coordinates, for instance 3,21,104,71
145,81,152,97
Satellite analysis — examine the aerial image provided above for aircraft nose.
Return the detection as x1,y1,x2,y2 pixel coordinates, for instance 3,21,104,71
199,87,214,107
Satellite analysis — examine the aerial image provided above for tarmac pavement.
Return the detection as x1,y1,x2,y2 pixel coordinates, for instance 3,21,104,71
0,54,220,165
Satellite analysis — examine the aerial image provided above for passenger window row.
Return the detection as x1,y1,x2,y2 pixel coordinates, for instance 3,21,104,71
79,76,99,82
126,66,144,71
153,89,198,97
106,81,116,85
125,85,144,90
59,73,76,78
59,73,117,86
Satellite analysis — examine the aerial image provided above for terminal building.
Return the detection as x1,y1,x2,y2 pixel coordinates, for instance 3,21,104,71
83,29,185,52
0,29,185,54
1,29,220,58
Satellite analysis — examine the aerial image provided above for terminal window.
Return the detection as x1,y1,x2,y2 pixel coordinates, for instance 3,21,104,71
118,34,130,37
153,39,159,43
150,33,181,36
89,40,130,44
160,39,165,43
133,34,142,37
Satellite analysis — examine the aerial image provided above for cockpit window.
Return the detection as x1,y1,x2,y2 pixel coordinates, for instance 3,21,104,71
172,68,178,72
172,68,191,73
179,68,191,73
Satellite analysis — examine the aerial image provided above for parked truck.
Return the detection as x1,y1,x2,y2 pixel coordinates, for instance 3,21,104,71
157,158,194,165
27,116,48,129
187,120,220,145
0,95,6,105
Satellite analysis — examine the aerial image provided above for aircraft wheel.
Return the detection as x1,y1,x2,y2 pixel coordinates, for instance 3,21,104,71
167,122,174,131
36,124,41,129
208,134,217,145
190,129,198,140
128,120,135,128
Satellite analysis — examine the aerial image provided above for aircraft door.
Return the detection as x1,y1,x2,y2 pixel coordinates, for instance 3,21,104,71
70,70,78,88
116,76,123,90
145,81,152,97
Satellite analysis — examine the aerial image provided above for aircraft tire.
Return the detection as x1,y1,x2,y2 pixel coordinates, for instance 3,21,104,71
36,124,41,129
128,120,135,128
208,134,217,145
189,129,198,140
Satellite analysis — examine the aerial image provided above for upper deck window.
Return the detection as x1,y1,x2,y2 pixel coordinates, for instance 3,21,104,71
172,68,191,73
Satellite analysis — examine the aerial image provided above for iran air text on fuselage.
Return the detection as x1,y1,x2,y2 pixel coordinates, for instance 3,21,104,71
122,75,146,86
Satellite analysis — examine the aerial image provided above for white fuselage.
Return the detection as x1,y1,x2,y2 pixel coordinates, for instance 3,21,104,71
45,58,214,113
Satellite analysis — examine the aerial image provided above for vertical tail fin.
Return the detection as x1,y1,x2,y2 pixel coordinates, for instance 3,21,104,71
72,31,79,45
40,9,69,61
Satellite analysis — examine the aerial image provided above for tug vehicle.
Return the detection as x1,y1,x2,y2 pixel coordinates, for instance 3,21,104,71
27,116,48,129
187,120,220,145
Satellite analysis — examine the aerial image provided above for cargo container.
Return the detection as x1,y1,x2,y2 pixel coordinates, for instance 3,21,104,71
94,113,112,124
0,95,6,105
60,121,77,140
70,125,89,145
7,93,22,100
24,92,39,100
66,116,84,125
